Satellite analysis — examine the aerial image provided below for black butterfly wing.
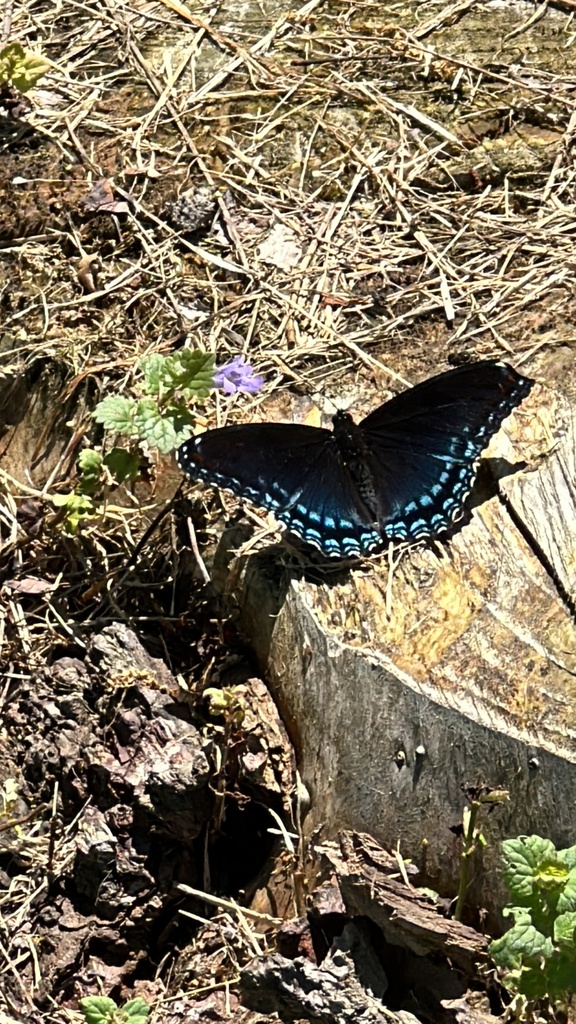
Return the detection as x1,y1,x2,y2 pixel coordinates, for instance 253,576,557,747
357,360,533,541
177,423,381,557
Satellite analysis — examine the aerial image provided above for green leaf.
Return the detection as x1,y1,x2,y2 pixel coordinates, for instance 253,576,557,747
163,398,196,429
104,448,140,484
0,43,50,92
51,492,75,508
501,836,557,903
490,918,553,971
546,952,576,997
122,997,150,1022
160,400,196,449
139,354,168,396
172,427,195,450
133,400,179,454
514,965,552,1001
204,686,246,727
138,350,215,401
132,399,160,433
557,870,576,914
94,396,137,434
78,450,103,475
164,349,215,397
554,911,576,951
417,887,440,903
52,493,94,514
79,995,119,1024
51,492,96,534
77,449,103,495
501,905,532,926
491,839,576,1005
558,844,576,871
534,861,569,892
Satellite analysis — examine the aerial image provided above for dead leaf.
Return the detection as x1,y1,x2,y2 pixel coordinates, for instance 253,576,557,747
5,576,57,595
77,254,101,293
257,222,303,271
81,178,131,215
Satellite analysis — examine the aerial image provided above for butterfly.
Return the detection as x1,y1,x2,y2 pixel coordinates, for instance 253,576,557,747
177,360,533,559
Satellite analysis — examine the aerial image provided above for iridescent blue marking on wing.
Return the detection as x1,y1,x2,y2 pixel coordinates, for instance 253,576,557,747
176,422,381,557
355,360,533,544
176,360,533,559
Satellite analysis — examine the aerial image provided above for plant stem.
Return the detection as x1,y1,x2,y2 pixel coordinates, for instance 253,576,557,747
454,801,480,922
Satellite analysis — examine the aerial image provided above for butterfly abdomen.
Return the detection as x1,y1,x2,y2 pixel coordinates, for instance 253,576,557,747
332,411,380,521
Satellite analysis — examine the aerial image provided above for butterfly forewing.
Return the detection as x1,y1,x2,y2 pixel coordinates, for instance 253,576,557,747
361,361,530,439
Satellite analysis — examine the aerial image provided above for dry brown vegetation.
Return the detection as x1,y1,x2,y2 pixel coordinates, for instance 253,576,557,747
1,0,576,1020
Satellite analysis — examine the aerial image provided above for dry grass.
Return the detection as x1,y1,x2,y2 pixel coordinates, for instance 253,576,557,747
1,0,576,1016
3,0,576,387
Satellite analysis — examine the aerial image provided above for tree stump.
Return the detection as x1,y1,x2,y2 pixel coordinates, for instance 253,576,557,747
212,380,576,916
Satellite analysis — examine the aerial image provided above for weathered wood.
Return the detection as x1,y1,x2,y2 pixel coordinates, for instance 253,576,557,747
318,832,488,974
214,382,576,914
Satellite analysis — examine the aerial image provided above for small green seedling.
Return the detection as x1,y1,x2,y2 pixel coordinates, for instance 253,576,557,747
79,995,150,1024
94,349,215,454
204,685,247,830
51,450,103,533
0,42,49,92
52,349,260,533
50,447,140,533
490,835,576,1007
204,685,246,729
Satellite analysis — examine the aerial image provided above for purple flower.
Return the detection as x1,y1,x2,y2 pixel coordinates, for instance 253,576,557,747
213,356,264,395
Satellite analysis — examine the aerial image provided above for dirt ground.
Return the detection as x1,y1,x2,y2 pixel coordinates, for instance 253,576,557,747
1,0,576,1020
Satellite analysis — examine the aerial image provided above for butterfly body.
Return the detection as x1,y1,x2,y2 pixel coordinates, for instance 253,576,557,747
177,361,533,559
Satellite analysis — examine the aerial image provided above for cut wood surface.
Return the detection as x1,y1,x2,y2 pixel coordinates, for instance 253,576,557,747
214,381,576,914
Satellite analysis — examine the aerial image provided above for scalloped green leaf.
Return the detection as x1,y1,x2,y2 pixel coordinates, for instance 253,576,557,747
122,997,150,1022
534,861,569,892
164,349,215,397
78,449,103,476
0,43,50,93
554,911,576,951
132,398,161,432
556,870,576,915
51,493,93,513
94,396,138,434
161,401,196,449
558,844,576,871
51,492,75,509
79,995,118,1024
139,354,168,396
133,400,178,454
501,836,558,902
490,919,553,971
545,953,576,997
514,965,552,1001
77,449,103,495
